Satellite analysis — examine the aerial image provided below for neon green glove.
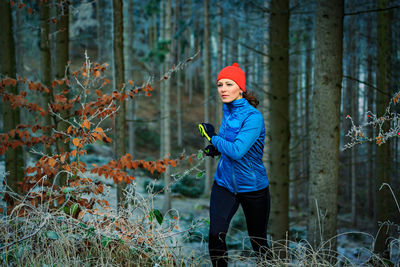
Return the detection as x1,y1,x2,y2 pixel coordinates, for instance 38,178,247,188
198,123,217,142
204,145,221,158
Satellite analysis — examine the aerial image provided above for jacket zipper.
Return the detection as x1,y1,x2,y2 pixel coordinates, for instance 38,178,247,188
223,113,232,136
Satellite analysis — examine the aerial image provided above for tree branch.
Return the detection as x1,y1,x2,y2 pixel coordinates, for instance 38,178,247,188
345,5,400,16
223,34,270,57
343,75,391,97
0,215,49,251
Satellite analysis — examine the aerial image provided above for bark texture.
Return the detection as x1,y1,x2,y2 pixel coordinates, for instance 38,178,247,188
1,0,24,192
162,0,172,213
113,0,127,207
54,0,70,185
267,0,290,242
374,0,392,255
40,0,53,157
203,0,212,195
307,0,343,251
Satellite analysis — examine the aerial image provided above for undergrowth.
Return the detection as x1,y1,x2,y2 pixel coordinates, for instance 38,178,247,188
1,180,398,266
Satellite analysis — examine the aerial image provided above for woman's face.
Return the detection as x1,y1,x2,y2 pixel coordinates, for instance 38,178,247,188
217,79,243,103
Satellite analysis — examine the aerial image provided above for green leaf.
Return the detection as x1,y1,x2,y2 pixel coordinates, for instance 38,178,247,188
197,150,203,159
101,236,111,247
70,203,79,217
85,226,95,237
79,223,87,229
46,231,59,240
149,209,163,225
62,187,75,194
63,206,70,215
196,171,204,178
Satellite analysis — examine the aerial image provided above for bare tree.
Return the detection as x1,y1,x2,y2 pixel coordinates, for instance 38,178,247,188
126,0,138,162
0,0,24,192
40,0,53,157
162,0,172,213
113,0,127,207
175,0,183,148
374,0,392,255
307,0,343,252
267,0,290,243
54,0,70,185
203,0,212,195
96,0,106,61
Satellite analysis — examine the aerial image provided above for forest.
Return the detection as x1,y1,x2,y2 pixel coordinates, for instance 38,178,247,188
0,0,399,266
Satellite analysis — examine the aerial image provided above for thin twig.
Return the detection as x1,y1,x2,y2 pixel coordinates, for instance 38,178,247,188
0,215,49,251
345,5,400,16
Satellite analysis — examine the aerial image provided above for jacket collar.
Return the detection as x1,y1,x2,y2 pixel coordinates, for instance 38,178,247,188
223,98,247,114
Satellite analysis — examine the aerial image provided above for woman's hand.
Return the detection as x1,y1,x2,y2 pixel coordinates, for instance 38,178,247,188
204,145,221,158
198,123,217,142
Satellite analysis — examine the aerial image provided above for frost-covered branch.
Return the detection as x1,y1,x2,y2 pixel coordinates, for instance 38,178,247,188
343,91,400,150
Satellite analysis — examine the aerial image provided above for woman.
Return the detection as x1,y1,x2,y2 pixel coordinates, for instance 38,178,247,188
198,63,271,266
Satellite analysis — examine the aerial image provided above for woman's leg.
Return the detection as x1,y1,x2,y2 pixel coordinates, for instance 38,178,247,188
238,186,271,259
209,182,239,267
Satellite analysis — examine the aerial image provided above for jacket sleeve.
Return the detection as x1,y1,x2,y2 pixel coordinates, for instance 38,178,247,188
211,112,263,160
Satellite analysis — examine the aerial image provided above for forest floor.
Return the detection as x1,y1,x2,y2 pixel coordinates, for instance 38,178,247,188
1,158,399,266
89,172,255,266
86,171,399,266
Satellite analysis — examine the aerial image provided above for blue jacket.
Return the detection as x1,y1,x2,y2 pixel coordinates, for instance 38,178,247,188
211,98,269,193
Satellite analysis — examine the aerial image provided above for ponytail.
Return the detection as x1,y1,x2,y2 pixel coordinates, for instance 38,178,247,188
243,90,259,108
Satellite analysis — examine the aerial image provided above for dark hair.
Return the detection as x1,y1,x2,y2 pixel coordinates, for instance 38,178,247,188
243,90,259,108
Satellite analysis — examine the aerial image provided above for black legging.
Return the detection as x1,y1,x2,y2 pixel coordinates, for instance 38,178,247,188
208,182,271,267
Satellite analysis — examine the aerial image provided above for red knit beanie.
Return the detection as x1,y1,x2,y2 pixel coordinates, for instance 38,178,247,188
216,62,246,92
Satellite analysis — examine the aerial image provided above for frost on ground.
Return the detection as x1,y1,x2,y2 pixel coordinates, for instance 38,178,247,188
1,162,398,266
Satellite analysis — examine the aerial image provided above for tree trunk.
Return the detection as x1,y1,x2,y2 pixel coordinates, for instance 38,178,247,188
175,0,183,148
203,0,212,196
303,19,313,209
40,0,53,157
0,0,24,192
267,0,290,243
216,0,223,128
351,64,359,227
193,16,199,95
307,0,343,252
113,0,126,208
159,0,165,159
15,0,28,163
366,45,375,219
54,0,70,186
214,0,223,179
262,0,270,213
162,0,172,213
289,30,300,209
346,18,358,226
126,0,136,161
176,55,183,148
230,16,238,63
374,0,392,255
97,0,106,61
